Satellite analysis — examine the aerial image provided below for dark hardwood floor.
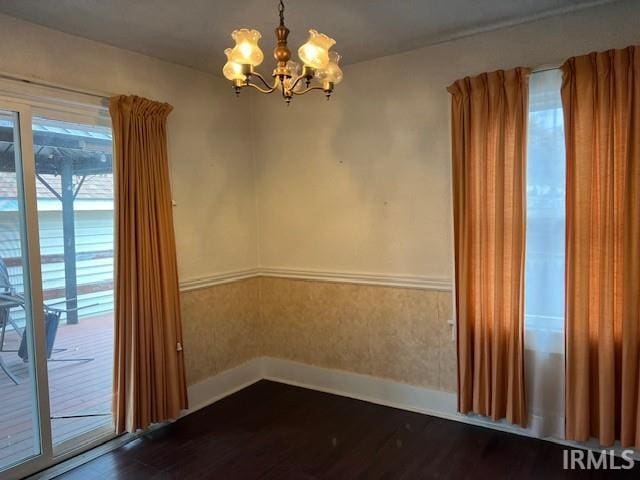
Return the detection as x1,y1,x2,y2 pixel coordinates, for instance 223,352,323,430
55,380,638,479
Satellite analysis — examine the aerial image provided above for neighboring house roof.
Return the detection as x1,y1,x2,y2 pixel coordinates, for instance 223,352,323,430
0,119,113,208
0,119,113,180
0,172,113,200
32,121,112,142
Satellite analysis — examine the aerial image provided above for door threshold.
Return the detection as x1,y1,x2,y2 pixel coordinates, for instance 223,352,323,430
25,424,165,480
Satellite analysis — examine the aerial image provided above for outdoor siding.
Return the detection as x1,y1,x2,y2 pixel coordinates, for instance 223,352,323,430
0,209,114,326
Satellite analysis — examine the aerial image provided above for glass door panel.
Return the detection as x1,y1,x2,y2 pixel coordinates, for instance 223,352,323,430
0,110,44,472
32,116,115,451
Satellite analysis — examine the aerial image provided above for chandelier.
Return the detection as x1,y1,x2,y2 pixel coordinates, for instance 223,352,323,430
222,0,343,105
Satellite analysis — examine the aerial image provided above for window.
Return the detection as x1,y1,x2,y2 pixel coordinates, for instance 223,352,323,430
526,69,566,336
524,68,565,437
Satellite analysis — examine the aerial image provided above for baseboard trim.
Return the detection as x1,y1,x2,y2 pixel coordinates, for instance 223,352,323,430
184,358,264,415
185,357,534,441
182,357,638,460
179,268,453,292
261,357,544,440
263,357,458,418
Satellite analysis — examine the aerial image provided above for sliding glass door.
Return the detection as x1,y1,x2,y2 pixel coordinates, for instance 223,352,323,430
0,103,50,476
33,115,115,454
0,98,115,479
33,115,115,453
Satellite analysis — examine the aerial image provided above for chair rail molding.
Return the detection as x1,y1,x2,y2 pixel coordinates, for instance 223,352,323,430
178,267,453,292
179,268,261,292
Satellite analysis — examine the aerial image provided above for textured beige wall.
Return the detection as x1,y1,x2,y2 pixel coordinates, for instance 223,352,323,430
259,277,456,392
180,277,456,392
181,278,261,385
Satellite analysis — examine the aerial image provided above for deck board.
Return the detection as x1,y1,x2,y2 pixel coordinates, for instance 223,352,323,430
0,313,114,469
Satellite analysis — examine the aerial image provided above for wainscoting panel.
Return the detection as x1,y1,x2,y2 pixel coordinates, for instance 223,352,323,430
180,277,261,385
178,273,456,392
258,276,457,393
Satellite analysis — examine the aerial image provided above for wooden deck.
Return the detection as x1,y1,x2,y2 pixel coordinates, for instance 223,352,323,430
0,313,114,470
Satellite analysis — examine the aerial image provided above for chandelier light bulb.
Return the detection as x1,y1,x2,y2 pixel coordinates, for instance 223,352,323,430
316,51,343,85
229,29,264,67
222,48,246,81
298,30,336,70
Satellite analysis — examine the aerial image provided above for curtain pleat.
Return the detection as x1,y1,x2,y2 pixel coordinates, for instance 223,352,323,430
448,67,530,427
562,46,640,448
110,95,188,434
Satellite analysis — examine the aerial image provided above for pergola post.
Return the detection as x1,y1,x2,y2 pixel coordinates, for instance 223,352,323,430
61,158,78,324
2,122,114,326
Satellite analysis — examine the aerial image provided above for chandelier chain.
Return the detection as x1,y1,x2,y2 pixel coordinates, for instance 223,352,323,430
278,0,285,26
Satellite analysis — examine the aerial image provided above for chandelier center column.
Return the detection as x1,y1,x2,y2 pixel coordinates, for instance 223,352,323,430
273,0,291,70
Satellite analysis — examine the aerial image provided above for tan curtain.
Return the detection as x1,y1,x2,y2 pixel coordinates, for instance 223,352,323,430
562,46,640,448
448,67,530,427
110,95,188,434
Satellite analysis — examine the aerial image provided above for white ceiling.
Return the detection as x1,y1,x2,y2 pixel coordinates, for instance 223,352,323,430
0,0,617,72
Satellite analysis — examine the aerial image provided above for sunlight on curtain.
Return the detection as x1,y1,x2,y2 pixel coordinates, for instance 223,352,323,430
524,68,565,438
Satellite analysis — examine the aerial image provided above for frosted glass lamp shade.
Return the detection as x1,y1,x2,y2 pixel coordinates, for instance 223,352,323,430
286,60,301,77
316,51,343,84
229,29,264,67
298,30,335,69
283,60,305,92
222,49,246,81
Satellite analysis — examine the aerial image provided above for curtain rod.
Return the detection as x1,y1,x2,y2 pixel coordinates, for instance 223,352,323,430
0,71,112,100
531,63,562,74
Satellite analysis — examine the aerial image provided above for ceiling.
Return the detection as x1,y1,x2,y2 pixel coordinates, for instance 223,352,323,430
0,0,617,72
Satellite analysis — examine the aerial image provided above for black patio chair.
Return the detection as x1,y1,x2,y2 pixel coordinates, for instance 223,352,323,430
0,258,96,385
0,257,22,348
0,258,22,384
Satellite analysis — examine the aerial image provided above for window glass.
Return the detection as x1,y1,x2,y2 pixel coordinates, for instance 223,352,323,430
525,69,566,335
